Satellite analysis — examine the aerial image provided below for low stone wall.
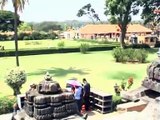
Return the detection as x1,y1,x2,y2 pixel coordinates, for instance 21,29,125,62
116,101,147,112
142,79,160,93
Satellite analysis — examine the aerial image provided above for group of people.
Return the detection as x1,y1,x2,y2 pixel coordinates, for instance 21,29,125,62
70,78,91,115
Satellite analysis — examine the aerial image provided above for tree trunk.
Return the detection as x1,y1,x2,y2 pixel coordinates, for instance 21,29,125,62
14,4,19,66
13,87,21,96
120,25,127,48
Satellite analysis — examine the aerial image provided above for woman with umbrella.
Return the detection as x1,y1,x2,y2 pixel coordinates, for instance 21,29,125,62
67,78,88,119
67,78,83,112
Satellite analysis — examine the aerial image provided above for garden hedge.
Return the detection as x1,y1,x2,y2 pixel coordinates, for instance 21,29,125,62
0,45,117,57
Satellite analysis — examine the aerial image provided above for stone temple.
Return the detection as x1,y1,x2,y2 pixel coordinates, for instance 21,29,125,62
24,72,78,120
142,48,160,92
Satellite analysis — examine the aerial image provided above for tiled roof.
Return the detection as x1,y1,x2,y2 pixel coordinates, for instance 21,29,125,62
79,24,152,34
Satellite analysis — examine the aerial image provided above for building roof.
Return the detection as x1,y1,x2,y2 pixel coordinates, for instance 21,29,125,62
79,24,152,34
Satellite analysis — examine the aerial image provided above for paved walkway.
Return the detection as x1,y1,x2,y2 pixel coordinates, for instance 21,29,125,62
0,110,118,120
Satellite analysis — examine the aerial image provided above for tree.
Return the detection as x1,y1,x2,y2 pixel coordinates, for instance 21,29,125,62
77,3,101,24
0,0,29,67
18,22,32,32
140,0,160,35
105,0,140,48
5,67,26,96
0,10,21,31
30,21,62,32
108,15,118,24
141,0,160,24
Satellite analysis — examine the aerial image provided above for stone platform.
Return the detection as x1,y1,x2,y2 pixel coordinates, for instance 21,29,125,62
13,110,83,120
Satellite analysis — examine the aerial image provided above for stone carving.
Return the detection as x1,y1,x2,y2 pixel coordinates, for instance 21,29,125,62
24,72,77,120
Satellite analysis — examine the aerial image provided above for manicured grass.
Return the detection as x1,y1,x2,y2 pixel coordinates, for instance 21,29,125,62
0,39,118,50
0,50,157,97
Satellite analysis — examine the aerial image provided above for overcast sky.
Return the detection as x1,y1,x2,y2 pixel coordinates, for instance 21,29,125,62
3,0,142,22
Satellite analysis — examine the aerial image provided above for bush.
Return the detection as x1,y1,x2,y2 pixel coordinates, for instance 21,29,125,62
0,96,16,114
134,49,148,63
18,32,30,40
30,31,42,40
80,43,90,54
48,32,58,40
57,41,65,49
5,67,27,96
113,48,148,63
112,95,122,111
112,47,124,62
0,44,117,57
125,48,135,62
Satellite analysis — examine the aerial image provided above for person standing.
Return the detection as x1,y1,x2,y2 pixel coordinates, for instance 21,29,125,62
83,78,90,111
74,85,83,112
71,86,88,120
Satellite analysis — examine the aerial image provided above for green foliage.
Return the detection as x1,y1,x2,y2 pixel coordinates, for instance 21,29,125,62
105,0,140,47
5,67,27,96
134,49,148,63
113,47,148,63
0,44,117,57
121,79,127,90
0,10,21,31
30,22,62,32
112,47,124,62
0,34,8,41
108,15,118,24
17,31,58,40
112,95,122,111
0,96,16,114
18,22,32,32
140,0,158,24
18,32,31,40
80,43,90,54
57,41,65,49
125,48,135,61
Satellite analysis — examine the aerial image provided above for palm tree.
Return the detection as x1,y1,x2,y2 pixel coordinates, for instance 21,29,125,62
0,0,28,66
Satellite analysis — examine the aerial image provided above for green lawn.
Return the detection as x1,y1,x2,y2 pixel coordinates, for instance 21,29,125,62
0,50,157,97
0,39,118,50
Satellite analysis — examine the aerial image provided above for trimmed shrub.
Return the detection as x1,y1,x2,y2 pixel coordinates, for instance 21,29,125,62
125,48,135,62
5,67,27,96
134,49,148,63
0,96,16,114
80,43,90,54
0,44,117,57
112,47,123,62
57,41,65,49
113,48,148,63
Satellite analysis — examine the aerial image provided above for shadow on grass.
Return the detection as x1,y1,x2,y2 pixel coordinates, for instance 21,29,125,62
27,67,89,77
109,71,137,80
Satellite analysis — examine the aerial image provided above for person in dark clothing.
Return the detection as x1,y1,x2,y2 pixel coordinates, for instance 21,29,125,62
83,78,90,111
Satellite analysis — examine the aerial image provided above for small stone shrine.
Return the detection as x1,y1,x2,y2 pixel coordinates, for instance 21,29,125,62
142,48,160,92
24,72,77,120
